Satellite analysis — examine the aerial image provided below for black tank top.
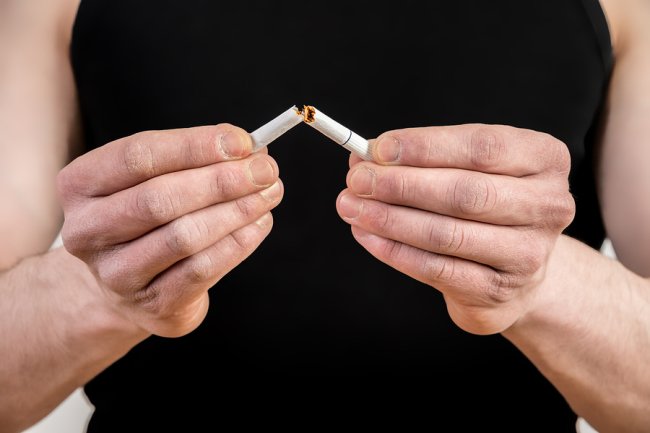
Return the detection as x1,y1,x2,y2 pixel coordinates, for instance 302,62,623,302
71,1,612,431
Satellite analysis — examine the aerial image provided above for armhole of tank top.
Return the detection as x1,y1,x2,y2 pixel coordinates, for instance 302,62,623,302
578,0,614,74
69,0,84,65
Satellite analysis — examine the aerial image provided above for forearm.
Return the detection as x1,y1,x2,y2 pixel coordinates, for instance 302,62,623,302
0,247,147,432
503,235,650,433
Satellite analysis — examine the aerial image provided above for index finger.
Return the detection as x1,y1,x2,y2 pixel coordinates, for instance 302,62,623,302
63,123,253,197
371,124,571,177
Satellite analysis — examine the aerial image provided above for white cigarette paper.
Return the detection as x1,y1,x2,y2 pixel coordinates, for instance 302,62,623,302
250,106,303,151
301,106,372,161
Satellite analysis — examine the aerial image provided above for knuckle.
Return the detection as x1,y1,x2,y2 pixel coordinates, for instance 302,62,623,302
166,217,204,256
537,192,576,229
450,174,497,215
96,256,143,294
134,286,167,317
556,193,576,227
134,187,176,223
469,127,505,170
384,171,412,202
61,222,86,256
56,168,77,204
543,134,572,173
381,238,405,262
184,252,215,284
184,132,212,167
502,232,547,276
429,220,466,253
364,201,392,233
234,195,258,220
122,136,155,178
61,216,99,257
210,167,240,198
424,254,456,282
519,244,546,275
485,272,517,304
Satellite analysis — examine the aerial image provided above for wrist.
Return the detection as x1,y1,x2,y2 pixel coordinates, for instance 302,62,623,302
503,235,589,338
35,248,149,360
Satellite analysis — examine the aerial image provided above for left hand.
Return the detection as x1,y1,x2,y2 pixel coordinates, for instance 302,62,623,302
336,124,575,335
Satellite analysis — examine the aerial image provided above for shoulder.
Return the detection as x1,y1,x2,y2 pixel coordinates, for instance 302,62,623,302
0,0,80,43
599,0,650,57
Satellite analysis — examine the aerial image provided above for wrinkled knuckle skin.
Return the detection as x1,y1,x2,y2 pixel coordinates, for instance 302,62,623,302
545,134,572,174
431,220,465,253
211,168,240,198
61,226,84,257
60,219,92,258
364,202,392,233
122,137,156,178
469,127,505,170
557,193,576,228
166,217,202,257
135,187,176,223
56,167,78,205
381,239,404,262
235,195,258,220
485,272,517,304
424,255,456,282
538,192,576,230
519,244,546,276
96,259,141,295
451,175,496,216
184,253,216,284
384,172,411,202
134,286,168,318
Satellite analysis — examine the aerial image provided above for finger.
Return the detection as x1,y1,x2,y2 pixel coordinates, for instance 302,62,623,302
346,164,574,226
64,154,279,249
95,182,283,292
131,213,274,337
59,124,253,198
348,152,364,169
348,226,520,309
371,124,571,177
336,191,544,271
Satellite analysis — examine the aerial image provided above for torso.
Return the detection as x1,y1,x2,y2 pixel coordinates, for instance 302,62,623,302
68,1,613,430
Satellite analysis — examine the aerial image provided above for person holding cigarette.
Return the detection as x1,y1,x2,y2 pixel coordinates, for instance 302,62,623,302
1,0,649,432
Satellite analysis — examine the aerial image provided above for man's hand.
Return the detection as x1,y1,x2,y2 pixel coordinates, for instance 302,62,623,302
337,124,575,335
57,124,283,337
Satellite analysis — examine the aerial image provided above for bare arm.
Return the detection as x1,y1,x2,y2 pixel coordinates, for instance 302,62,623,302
505,2,650,431
336,1,650,430
0,1,141,430
597,0,650,277
0,0,80,267
0,2,282,431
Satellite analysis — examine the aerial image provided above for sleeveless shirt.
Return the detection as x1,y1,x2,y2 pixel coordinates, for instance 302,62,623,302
70,1,612,431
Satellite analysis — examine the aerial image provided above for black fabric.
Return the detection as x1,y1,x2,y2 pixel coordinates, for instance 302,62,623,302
70,1,612,431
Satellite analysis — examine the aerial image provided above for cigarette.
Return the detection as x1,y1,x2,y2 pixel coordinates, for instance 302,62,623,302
250,106,303,151
299,105,372,161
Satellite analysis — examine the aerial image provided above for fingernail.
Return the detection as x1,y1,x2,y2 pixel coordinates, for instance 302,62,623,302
255,212,273,229
219,131,249,159
338,194,362,219
249,158,275,186
375,135,401,163
349,166,375,196
259,181,282,201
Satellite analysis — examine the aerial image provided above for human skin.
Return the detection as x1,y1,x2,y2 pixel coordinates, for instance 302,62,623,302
1,0,649,432
338,126,650,432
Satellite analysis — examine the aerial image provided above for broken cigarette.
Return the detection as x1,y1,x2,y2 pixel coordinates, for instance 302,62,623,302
249,104,373,161
250,106,303,151
300,105,372,161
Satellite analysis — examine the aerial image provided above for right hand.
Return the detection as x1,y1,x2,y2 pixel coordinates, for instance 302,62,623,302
57,124,282,337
